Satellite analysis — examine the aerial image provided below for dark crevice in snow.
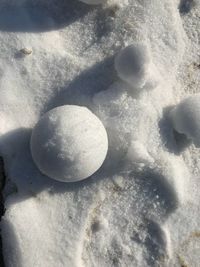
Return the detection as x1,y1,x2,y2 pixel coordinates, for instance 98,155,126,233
0,157,6,267
179,0,195,14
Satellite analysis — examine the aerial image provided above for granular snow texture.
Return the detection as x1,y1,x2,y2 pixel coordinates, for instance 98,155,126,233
0,0,200,267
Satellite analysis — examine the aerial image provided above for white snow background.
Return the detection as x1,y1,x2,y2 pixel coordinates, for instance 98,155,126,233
0,0,200,266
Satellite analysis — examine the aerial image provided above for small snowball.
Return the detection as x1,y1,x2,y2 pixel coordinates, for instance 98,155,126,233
79,0,107,5
170,94,200,147
30,105,108,182
114,44,159,91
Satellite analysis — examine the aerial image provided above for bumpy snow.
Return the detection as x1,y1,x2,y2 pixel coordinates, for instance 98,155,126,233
170,94,200,147
0,0,199,267
31,105,108,182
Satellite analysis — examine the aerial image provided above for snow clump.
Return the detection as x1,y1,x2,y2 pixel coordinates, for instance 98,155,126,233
114,44,159,92
30,105,108,182
126,140,154,165
170,94,200,147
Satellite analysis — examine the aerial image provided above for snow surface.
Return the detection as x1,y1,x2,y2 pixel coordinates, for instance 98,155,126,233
31,105,108,182
0,0,199,266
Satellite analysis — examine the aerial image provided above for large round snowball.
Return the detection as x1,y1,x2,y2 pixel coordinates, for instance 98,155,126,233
79,0,106,5
30,105,108,182
170,94,200,147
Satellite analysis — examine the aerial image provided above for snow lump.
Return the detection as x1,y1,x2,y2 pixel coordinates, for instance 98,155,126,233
170,94,200,147
126,140,154,165
30,105,108,182
114,44,159,92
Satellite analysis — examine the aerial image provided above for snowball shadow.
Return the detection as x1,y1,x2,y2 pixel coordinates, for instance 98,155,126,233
1,220,22,267
0,0,95,32
44,55,116,113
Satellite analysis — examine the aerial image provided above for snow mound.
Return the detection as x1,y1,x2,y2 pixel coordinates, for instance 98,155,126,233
170,94,200,147
114,44,159,92
30,105,108,182
125,140,154,165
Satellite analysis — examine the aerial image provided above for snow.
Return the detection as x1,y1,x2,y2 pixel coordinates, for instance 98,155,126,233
79,0,107,5
0,0,199,266
170,94,200,147
30,105,108,182
114,44,160,94
125,140,154,165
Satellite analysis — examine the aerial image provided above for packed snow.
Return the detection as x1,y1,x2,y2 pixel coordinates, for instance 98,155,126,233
0,0,199,267
31,105,108,182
